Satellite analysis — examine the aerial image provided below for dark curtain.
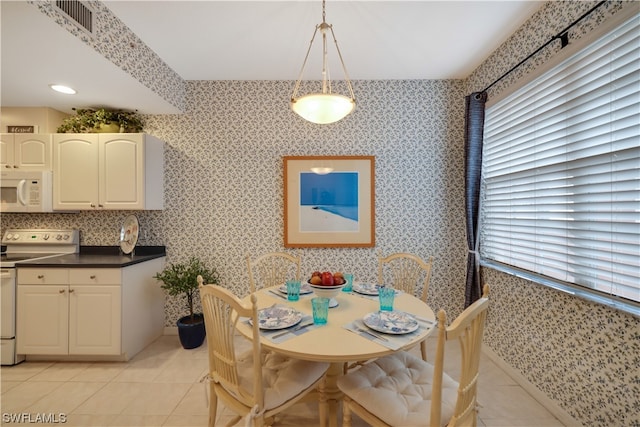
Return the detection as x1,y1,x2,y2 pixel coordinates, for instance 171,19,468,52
464,91,487,307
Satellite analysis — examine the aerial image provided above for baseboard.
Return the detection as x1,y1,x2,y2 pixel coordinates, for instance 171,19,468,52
482,346,582,427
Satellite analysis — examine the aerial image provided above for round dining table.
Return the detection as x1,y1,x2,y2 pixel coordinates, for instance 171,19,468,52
236,285,436,427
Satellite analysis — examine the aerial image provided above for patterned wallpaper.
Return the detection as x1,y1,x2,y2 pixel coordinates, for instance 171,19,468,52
1,78,469,333
468,1,640,426
3,1,638,426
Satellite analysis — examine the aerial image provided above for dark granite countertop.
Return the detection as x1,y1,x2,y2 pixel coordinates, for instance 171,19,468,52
16,246,166,268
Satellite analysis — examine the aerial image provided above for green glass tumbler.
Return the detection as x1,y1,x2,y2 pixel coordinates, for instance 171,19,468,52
286,280,301,301
342,273,354,292
311,297,329,324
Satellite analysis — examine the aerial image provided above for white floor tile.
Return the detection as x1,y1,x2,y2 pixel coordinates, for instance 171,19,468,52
0,335,567,427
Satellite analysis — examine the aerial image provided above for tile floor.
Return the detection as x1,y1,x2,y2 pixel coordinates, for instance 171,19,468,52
1,334,566,427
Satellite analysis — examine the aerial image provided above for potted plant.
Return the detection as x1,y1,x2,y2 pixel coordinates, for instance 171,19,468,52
56,108,144,133
153,256,220,349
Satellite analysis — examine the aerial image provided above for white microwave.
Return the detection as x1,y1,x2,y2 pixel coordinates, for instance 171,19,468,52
0,170,53,213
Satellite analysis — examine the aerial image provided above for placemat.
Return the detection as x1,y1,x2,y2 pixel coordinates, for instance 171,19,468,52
343,319,433,351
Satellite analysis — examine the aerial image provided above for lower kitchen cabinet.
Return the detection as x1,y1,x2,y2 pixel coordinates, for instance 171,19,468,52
17,282,121,355
16,258,164,360
17,282,69,355
70,285,121,355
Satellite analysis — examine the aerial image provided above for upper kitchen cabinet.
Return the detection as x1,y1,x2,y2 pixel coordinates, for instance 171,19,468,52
53,133,164,210
0,133,52,170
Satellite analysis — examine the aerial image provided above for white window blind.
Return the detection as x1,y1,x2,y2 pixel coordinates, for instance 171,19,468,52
481,13,640,306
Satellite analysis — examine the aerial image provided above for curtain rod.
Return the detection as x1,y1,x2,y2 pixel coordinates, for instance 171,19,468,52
481,0,606,94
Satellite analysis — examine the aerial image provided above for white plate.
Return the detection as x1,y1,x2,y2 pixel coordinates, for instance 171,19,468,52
256,306,303,330
353,283,380,295
119,215,139,255
278,283,313,295
363,311,419,335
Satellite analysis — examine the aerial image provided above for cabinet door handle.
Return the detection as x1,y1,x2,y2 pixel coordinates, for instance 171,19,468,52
59,289,65,294
90,275,96,279
37,275,44,279
69,289,74,293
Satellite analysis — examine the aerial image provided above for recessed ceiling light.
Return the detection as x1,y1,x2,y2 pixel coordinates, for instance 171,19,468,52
49,84,76,95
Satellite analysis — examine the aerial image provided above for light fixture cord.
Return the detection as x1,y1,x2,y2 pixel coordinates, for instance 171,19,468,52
321,0,331,95
322,24,330,94
322,0,326,23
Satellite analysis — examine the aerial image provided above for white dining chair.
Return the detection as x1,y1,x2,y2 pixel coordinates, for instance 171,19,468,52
337,284,490,427
246,251,301,293
198,275,329,427
378,251,434,360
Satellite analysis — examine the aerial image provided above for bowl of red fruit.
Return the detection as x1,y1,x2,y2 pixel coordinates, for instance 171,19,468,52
308,271,345,307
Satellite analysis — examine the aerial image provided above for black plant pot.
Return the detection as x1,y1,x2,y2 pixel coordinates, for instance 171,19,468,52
177,314,206,349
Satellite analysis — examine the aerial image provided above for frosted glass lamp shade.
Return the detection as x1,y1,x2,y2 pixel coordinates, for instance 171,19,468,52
291,93,355,124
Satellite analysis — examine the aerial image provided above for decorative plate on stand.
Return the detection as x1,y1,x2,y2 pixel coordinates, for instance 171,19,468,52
120,215,139,255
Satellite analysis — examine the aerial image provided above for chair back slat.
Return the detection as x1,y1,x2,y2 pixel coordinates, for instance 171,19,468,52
377,252,433,302
246,252,301,293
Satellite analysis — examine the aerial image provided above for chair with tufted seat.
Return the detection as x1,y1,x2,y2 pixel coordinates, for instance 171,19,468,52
246,252,301,293
337,284,490,427
198,275,329,427
378,251,434,361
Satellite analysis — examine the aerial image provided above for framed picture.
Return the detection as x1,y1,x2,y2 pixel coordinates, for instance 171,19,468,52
284,155,375,247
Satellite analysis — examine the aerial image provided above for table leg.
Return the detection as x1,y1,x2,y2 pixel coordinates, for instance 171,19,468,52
319,362,344,427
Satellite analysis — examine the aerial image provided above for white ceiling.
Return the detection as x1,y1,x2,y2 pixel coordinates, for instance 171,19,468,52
1,1,543,115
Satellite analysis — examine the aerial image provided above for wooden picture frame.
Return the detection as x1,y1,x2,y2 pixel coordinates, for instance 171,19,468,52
284,155,375,247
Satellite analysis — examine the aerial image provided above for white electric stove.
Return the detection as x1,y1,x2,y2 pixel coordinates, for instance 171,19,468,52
0,229,79,365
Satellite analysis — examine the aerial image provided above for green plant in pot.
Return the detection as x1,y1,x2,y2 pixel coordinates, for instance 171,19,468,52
56,108,144,133
153,257,220,349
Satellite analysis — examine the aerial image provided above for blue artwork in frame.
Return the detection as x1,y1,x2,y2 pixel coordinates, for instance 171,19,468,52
284,156,375,247
300,172,359,231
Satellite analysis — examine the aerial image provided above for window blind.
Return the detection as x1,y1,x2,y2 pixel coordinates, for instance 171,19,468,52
481,14,640,304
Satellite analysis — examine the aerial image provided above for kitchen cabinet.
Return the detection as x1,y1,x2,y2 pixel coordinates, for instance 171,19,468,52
17,268,121,355
16,258,165,360
0,133,52,170
52,133,164,210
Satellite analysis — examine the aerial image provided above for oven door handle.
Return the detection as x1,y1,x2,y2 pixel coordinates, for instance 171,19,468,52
1,268,14,279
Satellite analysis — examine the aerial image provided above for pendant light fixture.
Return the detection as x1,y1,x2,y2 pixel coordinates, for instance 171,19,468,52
290,0,356,124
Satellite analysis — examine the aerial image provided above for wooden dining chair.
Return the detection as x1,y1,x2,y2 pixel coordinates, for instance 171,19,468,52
337,284,490,427
198,276,329,427
378,251,434,360
246,252,301,293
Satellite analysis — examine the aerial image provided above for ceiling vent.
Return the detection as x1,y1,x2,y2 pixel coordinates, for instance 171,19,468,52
54,0,94,34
